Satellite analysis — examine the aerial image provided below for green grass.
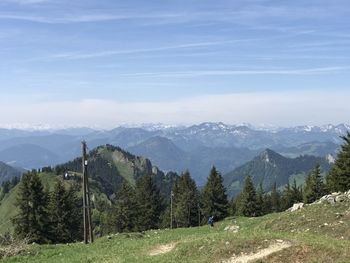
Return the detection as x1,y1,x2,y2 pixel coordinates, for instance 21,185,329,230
2,201,350,263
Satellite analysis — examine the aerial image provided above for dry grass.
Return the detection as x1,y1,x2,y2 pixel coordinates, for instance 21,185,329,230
0,234,29,259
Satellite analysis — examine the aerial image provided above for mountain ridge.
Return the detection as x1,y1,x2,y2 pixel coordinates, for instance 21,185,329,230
224,148,333,197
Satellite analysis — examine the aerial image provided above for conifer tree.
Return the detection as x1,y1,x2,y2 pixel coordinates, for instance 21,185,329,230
48,180,82,243
107,180,139,233
135,174,163,231
281,183,293,210
172,171,199,228
201,167,228,221
228,196,238,216
270,182,280,212
255,183,264,216
326,132,350,192
236,176,257,217
304,164,325,203
13,171,50,243
291,179,303,203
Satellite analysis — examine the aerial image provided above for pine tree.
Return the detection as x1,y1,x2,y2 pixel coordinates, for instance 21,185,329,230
107,180,139,233
236,176,257,217
281,183,293,210
48,180,82,243
304,164,325,204
326,132,350,192
13,171,50,243
228,196,237,216
255,183,265,216
135,174,163,231
201,167,228,222
172,171,199,228
270,182,280,212
291,179,303,203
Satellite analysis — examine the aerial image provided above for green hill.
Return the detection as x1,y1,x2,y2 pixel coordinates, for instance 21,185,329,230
224,149,332,197
1,196,349,262
0,145,177,235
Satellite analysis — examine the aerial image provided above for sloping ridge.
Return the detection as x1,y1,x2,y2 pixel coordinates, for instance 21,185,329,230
224,149,332,197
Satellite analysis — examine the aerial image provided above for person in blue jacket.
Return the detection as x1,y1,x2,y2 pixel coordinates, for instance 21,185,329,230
208,215,214,227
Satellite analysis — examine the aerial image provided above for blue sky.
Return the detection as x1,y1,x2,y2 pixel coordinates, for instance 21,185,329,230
0,0,349,128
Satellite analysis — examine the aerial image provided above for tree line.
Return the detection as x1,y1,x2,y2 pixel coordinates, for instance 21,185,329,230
11,132,350,243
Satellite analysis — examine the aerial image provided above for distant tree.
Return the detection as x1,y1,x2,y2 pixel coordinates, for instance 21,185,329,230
304,164,325,203
270,182,281,212
326,132,350,192
107,180,139,233
48,180,82,243
10,176,20,188
172,171,199,228
201,167,228,222
13,171,50,243
228,196,238,216
281,183,293,210
291,179,302,202
135,174,163,231
255,183,265,216
236,175,257,217
1,181,10,195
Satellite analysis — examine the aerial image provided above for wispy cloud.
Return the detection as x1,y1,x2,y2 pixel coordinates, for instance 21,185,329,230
0,12,188,24
3,0,50,5
119,67,349,78
34,39,254,61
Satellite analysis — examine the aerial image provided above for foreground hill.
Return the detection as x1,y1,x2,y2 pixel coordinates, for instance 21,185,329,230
1,194,349,262
224,149,332,197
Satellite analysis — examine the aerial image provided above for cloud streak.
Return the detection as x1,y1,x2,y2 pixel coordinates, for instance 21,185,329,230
119,67,349,78
34,39,255,61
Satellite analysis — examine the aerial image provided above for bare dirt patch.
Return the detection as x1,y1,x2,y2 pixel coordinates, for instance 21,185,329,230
149,243,176,256
223,240,292,263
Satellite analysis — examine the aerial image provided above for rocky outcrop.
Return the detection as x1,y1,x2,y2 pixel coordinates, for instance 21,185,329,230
315,190,350,205
288,190,350,212
289,203,304,212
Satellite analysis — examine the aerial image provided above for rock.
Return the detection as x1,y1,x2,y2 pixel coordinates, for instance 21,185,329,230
290,203,304,212
335,195,346,202
224,225,240,233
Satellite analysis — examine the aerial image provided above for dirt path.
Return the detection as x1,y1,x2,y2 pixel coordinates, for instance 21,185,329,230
149,243,176,256
223,241,292,263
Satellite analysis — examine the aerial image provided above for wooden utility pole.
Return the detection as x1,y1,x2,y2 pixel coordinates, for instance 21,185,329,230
170,190,173,229
198,204,201,227
82,141,93,244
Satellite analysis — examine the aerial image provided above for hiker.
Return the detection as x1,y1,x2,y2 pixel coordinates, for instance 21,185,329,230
208,215,214,227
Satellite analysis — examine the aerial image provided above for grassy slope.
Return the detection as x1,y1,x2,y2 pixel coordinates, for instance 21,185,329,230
2,201,350,263
0,173,58,234
97,147,135,186
0,172,109,235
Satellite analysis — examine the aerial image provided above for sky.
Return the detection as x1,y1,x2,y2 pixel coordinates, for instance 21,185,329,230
0,0,349,128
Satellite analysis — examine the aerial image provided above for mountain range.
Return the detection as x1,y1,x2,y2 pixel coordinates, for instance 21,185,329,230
0,122,347,184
